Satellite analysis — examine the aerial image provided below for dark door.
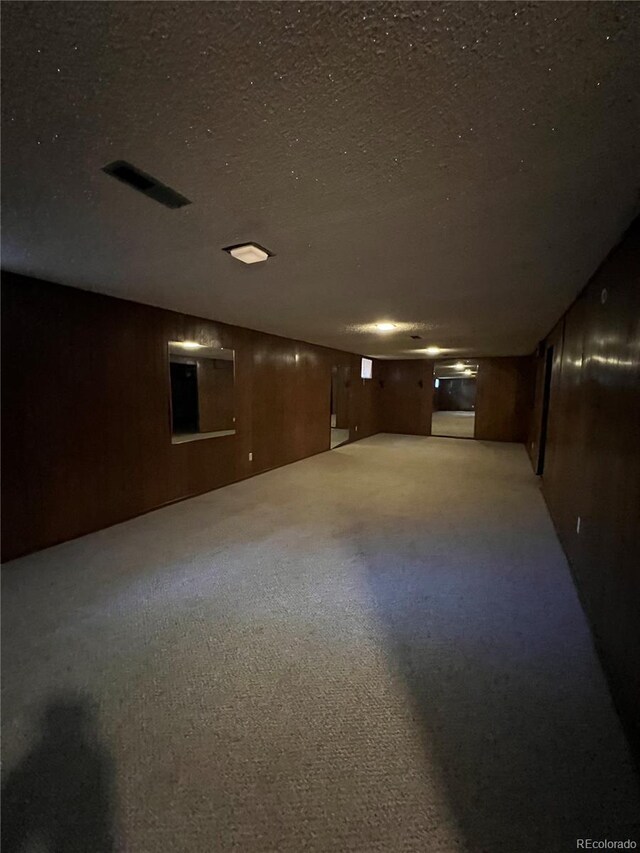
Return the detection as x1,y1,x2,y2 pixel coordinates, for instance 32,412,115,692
536,345,554,475
170,362,199,434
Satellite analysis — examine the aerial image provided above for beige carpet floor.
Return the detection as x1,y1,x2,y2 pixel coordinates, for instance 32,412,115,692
431,410,475,438
2,434,639,852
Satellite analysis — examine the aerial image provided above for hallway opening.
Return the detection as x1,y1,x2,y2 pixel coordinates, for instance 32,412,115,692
431,360,478,439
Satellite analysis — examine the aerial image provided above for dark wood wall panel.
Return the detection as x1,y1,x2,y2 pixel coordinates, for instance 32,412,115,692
541,311,587,565
374,357,534,441
378,360,434,435
332,364,350,429
474,357,534,442
526,348,546,468
535,219,640,754
1,273,379,561
350,361,380,440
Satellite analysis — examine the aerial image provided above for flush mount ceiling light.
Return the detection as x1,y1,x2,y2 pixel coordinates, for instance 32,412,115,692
375,322,397,332
223,243,272,264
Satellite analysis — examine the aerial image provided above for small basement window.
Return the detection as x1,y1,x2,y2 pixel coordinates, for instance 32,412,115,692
361,357,373,379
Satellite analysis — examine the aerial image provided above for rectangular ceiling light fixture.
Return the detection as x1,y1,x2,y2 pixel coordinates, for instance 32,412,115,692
223,243,272,264
102,161,191,209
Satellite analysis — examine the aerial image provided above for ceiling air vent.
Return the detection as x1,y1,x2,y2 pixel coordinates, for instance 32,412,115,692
102,161,191,209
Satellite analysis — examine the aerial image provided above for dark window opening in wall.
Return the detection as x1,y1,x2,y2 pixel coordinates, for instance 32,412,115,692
431,360,478,439
170,362,199,435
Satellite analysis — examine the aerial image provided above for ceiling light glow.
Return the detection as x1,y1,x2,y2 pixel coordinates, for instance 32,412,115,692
375,322,397,332
454,362,465,370
177,341,204,350
425,346,440,355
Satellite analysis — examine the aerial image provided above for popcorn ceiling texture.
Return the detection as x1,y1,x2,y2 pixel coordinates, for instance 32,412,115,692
2,2,639,356
2,436,639,851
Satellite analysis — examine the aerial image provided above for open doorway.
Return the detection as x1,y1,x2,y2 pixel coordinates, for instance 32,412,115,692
330,365,350,448
431,360,478,438
536,345,554,475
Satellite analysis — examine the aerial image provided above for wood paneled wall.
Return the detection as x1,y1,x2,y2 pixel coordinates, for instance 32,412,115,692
332,364,350,429
1,272,379,561
474,357,534,442
377,357,534,442
529,219,640,754
527,349,546,469
378,360,434,435
1,271,536,564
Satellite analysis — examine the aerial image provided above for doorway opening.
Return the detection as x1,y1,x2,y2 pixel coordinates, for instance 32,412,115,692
536,345,554,475
330,365,350,448
431,360,478,438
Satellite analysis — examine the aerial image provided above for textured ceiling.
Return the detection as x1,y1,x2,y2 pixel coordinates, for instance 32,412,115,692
2,2,639,358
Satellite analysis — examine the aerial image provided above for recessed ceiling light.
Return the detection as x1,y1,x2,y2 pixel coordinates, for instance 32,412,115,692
454,361,465,370
425,346,440,355
177,341,204,350
375,322,396,332
224,243,272,264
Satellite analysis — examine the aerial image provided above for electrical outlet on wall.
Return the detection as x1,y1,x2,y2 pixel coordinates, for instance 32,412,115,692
249,452,253,462
576,516,581,534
